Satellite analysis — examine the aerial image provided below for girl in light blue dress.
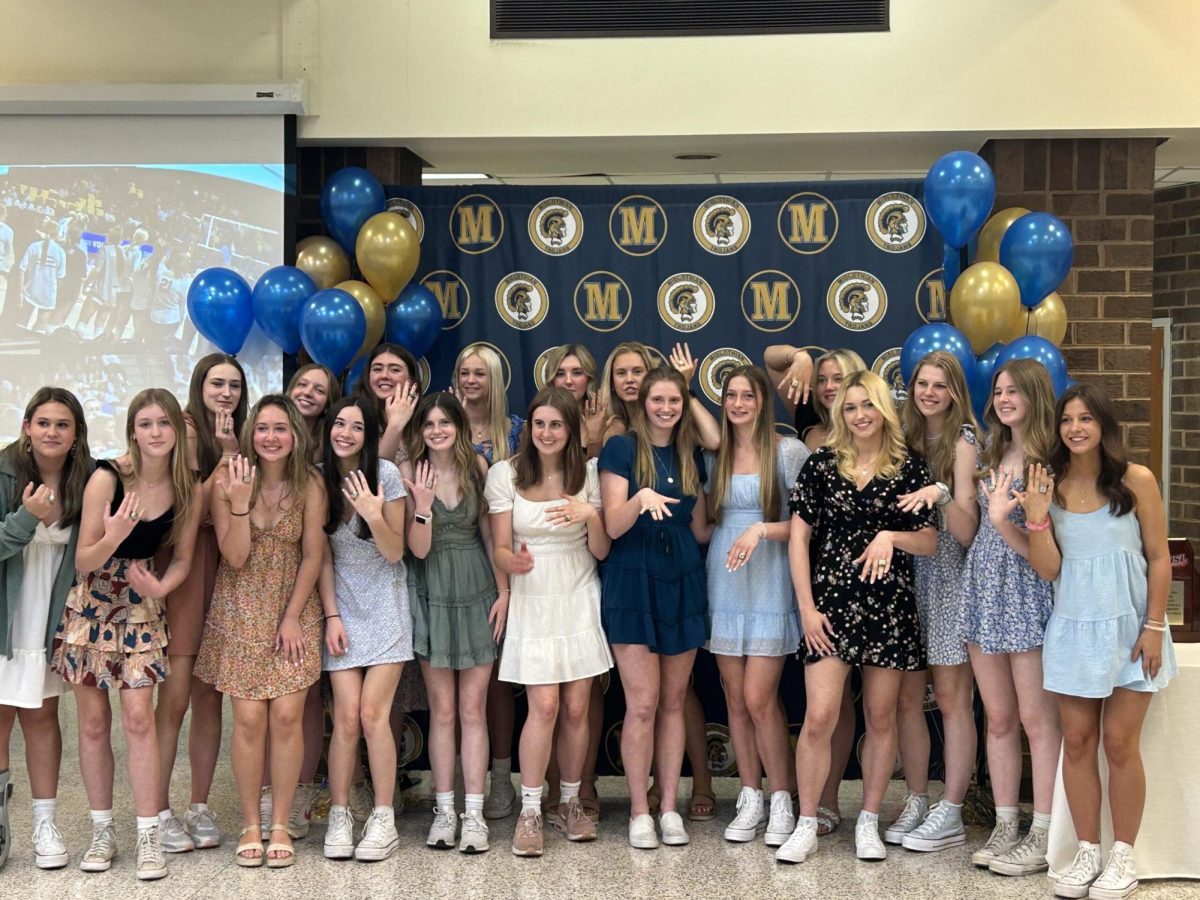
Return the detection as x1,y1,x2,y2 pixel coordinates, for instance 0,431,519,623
1022,384,1174,900
704,365,807,848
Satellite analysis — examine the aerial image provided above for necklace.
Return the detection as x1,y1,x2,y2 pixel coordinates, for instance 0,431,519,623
654,445,676,484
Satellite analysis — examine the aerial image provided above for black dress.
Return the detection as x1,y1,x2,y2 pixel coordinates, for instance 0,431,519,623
788,447,935,671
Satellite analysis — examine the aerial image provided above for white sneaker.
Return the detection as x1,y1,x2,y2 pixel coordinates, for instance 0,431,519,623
901,800,966,852
324,806,355,860
764,791,795,848
884,792,928,844
1089,844,1138,900
31,817,69,869
354,809,399,862
183,806,222,849
426,805,458,849
971,817,1021,867
289,782,320,839
723,787,766,842
1051,841,1102,898
855,818,887,860
135,826,168,881
158,813,195,853
659,810,689,846
775,817,818,864
484,773,516,819
989,825,1049,876
458,810,490,853
628,813,658,850
79,822,117,872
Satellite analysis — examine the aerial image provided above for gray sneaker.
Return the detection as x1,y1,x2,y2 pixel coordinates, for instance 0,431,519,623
989,825,1049,876
458,810,490,853
884,792,928,844
426,806,457,849
289,782,320,839
183,805,221,849
484,774,515,819
971,817,1021,867
135,826,167,881
348,780,374,827
901,800,966,852
158,813,195,853
79,822,118,872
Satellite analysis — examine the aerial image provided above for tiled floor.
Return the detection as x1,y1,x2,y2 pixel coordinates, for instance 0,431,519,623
1,693,1197,899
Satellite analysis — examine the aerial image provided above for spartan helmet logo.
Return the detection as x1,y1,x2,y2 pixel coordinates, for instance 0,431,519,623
668,285,699,322
539,209,568,245
705,207,737,245
839,282,872,322
505,284,533,320
879,203,910,243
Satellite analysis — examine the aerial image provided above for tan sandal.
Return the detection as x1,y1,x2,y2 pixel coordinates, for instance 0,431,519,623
687,789,716,822
580,780,601,823
235,825,264,867
646,781,662,817
816,806,842,836
265,823,294,869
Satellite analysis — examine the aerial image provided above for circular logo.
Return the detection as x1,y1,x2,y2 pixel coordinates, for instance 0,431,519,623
416,356,432,392
609,195,667,256
533,345,559,390
495,272,550,330
396,714,424,767
872,347,906,399
573,270,631,333
528,197,583,256
462,340,512,390
777,191,838,255
693,195,750,255
449,193,504,254
705,723,737,777
741,269,800,333
645,346,669,370
915,266,948,324
698,347,752,404
865,191,925,253
385,197,425,242
604,721,625,775
420,270,471,331
826,270,887,332
657,272,715,332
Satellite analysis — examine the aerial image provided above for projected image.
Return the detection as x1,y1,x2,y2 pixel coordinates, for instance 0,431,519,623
0,164,284,451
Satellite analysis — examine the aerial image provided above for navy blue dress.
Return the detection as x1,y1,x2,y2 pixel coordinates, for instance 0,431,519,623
598,435,708,656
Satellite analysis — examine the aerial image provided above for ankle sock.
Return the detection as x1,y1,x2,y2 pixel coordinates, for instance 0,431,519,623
330,803,348,817
136,815,158,831
521,784,543,813
857,810,879,826
491,757,512,777
464,793,484,815
798,815,817,829
1111,840,1133,855
31,797,56,823
90,809,114,827
373,805,394,823
157,809,173,824
434,791,455,812
189,802,210,814
995,805,1019,824
1032,810,1052,830
559,780,581,805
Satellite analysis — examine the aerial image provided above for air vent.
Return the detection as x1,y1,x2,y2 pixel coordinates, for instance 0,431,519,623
492,0,888,39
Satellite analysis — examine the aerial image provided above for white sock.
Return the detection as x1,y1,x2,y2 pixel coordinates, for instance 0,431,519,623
940,799,963,809
857,810,879,826
90,809,114,827
1032,810,1051,830
464,793,484,815
137,815,158,831
31,797,56,823
798,815,817,829
189,802,210,814
521,784,543,813
1111,840,1133,855
434,791,455,812
157,809,173,824
771,790,792,807
491,757,512,777
373,805,394,823
995,805,1019,824
559,780,581,804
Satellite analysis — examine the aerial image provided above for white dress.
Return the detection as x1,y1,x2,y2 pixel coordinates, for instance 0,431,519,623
0,522,69,707
485,458,613,685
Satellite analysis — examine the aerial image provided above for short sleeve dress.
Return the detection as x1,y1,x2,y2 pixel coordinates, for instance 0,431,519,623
788,448,935,670
485,458,612,685
704,437,809,657
324,460,413,671
599,435,708,656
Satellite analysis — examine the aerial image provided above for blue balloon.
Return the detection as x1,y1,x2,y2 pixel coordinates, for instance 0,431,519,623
942,243,964,295
999,211,1074,309
385,284,444,358
971,342,1005,422
251,265,316,355
994,335,1070,395
299,288,366,374
320,167,386,254
343,354,368,396
186,267,253,355
924,151,996,249
900,322,975,387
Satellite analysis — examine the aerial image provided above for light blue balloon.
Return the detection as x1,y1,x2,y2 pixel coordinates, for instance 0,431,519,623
320,167,386,254
299,288,366,374
924,151,996,249
186,267,253,355
385,283,444,358
251,266,316,355
999,211,1074,309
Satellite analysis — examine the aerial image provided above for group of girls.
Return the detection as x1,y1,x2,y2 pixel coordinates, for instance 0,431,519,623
0,333,1175,900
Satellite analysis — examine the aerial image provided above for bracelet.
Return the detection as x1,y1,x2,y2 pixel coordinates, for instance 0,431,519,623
1024,518,1051,532
497,589,510,594
324,614,341,620
1143,622,1166,633
755,521,768,539
230,509,250,517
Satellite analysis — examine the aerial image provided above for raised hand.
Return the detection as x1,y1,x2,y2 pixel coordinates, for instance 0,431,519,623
637,487,680,522
669,342,697,386
342,468,384,522
225,455,255,512
545,493,596,529
1014,462,1054,525
985,468,1021,526
21,482,56,521
214,408,240,454
385,379,420,430
581,392,607,445
402,460,437,515
103,492,141,544
778,350,814,406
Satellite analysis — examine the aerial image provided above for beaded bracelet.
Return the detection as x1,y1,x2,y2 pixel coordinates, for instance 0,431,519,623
1143,621,1167,633
1024,518,1051,532
755,521,768,539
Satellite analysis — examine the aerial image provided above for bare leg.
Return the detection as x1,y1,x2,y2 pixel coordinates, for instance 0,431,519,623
358,664,403,808
187,678,223,805
230,698,268,860
580,677,604,807
682,682,711,811
611,645,660,817
300,683,325,784
967,646,1021,808
12,701,63,799
1100,688,1153,845
818,673,855,814
1010,649,1062,815
73,685,116,811
556,679,593,783
154,654,196,810
266,690,308,858
859,667,903,814
421,662,457,794
896,669,930,795
520,684,561,791
656,651,699,815
742,656,790,795
932,663,977,804
486,669,514,767
328,670,365,808
457,664,493,795
118,686,161,817
795,658,851,818
715,655,760,788
1057,694,1103,843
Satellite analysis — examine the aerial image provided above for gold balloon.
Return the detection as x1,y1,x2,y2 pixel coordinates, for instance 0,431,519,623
336,280,386,360
949,262,1024,353
1028,291,1068,346
295,236,350,291
997,307,1031,344
975,207,1030,264
355,212,419,302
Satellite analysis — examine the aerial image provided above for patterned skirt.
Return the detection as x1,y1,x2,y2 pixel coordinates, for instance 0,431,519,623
50,556,169,690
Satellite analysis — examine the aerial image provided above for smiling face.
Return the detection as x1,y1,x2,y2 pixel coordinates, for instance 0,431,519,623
913,364,952,421
613,352,647,405
840,385,883,442
644,379,684,433
252,404,295,463
369,352,412,400
456,354,489,402
722,375,759,429
133,403,177,459
329,404,365,460
530,404,569,458
992,371,1027,428
202,363,243,417
816,359,846,410
290,369,331,420
421,404,457,453
552,354,590,402
1059,397,1101,456
23,401,76,461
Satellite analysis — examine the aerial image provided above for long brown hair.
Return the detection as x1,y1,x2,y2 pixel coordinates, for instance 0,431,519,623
980,358,1056,473
901,351,979,486
1049,384,1134,516
3,387,92,526
240,395,313,508
827,371,907,483
124,388,197,546
184,353,249,479
544,343,598,397
630,367,700,495
709,366,780,523
355,343,417,423
512,388,587,496
407,393,487,516
601,341,657,431
287,362,341,460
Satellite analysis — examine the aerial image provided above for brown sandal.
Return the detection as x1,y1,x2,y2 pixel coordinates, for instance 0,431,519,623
580,781,600,823
646,781,662,817
688,789,716,822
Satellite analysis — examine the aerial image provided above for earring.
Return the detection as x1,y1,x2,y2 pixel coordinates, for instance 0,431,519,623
22,436,32,454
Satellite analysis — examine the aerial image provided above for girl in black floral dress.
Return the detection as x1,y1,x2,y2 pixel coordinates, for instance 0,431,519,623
776,370,937,866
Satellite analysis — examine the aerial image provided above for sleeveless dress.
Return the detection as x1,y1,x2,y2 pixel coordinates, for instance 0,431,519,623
473,415,524,466
194,493,323,700
408,489,497,670
704,438,808,657
1042,503,1177,697
485,458,612,685
0,522,69,706
598,435,708,656
912,425,977,667
51,459,174,690
323,460,412,671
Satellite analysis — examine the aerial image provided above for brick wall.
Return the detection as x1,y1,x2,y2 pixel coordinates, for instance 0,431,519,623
979,138,1156,466
295,146,422,246
1154,183,1200,539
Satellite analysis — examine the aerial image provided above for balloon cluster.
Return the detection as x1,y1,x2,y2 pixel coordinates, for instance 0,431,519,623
907,151,1075,422
185,167,443,373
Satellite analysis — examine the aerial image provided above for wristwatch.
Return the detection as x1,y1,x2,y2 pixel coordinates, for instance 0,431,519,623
414,511,432,526
935,482,952,507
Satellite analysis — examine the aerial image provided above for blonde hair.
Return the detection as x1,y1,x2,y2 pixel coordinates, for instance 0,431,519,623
123,388,196,546
812,348,867,431
901,351,980,486
630,367,700,496
240,395,313,507
544,343,598,397
601,341,657,430
980,358,1056,473
709,366,780,523
827,371,907,484
453,343,513,461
